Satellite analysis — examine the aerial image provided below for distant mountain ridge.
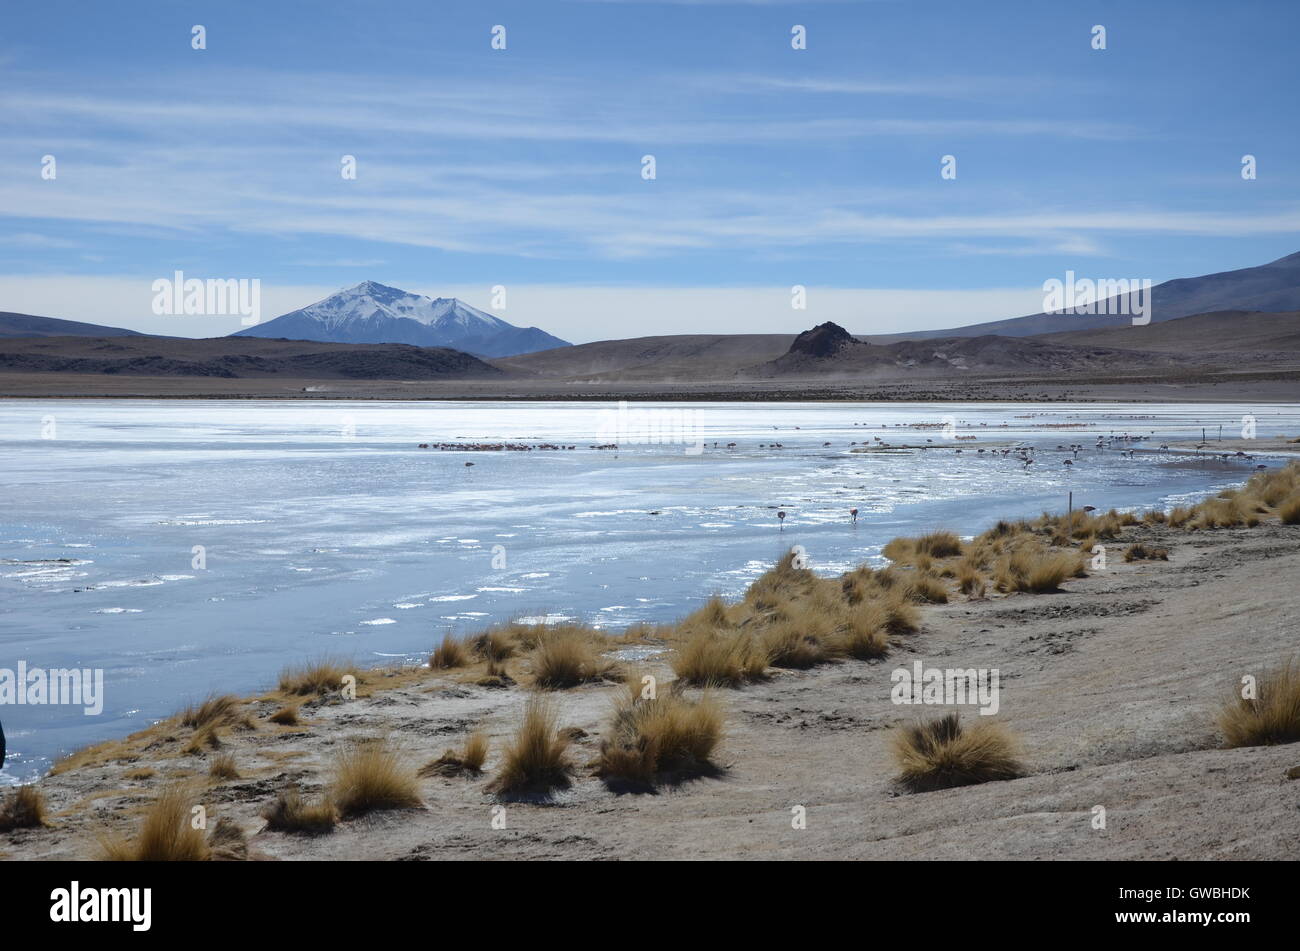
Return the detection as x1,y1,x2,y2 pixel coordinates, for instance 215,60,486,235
0,312,145,339
232,281,570,357
888,250,1300,340
0,336,501,379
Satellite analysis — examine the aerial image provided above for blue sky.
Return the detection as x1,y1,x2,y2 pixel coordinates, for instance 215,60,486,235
1,0,1297,340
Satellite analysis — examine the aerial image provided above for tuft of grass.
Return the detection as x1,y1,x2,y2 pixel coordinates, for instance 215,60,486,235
1279,496,1300,525
830,601,890,659
476,656,516,688
278,659,357,696
916,530,963,558
180,694,244,730
760,620,830,669
0,785,47,831
597,686,724,787
207,817,248,861
671,627,768,686
488,696,573,796
268,705,299,725
472,627,517,663
907,573,949,604
208,753,239,780
429,632,470,669
1124,543,1169,562
882,588,921,633
183,725,222,755
330,738,422,817
995,546,1081,593
261,788,338,834
1218,660,1300,748
100,785,211,861
531,626,619,688
890,713,1023,792
420,731,490,777
956,561,986,598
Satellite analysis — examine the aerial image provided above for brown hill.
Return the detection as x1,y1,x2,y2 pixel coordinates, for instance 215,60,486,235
746,321,1190,379
0,335,501,379
1037,309,1300,355
494,333,792,381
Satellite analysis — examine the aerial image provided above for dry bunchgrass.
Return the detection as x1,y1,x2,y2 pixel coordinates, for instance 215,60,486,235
476,655,516,687
182,725,222,755
429,632,470,669
208,753,240,780
994,545,1081,593
531,626,620,688
956,560,986,598
907,572,949,604
100,785,210,861
472,626,518,662
1124,542,1169,562
0,785,47,831
488,696,573,796
597,685,724,787
180,694,244,730
916,530,963,558
330,738,422,817
278,659,357,696
1218,660,1300,748
261,787,338,834
891,712,1023,792
1279,496,1300,525
830,600,890,659
744,549,817,610
269,705,299,725
207,817,248,861
672,626,769,686
882,588,921,633
420,731,490,777
1190,495,1252,530
760,619,831,669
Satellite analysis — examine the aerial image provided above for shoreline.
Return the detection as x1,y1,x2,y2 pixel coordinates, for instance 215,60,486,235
3,465,1299,860
3,368,1300,404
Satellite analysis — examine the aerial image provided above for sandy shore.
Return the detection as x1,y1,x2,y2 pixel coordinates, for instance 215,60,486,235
4,501,1299,861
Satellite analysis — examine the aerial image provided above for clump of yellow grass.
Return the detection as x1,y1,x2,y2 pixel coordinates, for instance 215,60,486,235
329,738,422,817
1218,659,1300,748
597,684,724,787
99,785,210,861
488,696,573,796
891,712,1023,792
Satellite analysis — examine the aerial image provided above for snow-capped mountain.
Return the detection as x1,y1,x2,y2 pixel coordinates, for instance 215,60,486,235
232,281,570,357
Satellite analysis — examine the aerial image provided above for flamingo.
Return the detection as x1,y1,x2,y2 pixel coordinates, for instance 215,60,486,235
777,510,787,529
850,507,858,524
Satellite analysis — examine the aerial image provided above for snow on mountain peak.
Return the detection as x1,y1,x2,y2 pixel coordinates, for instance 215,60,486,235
303,282,510,332
232,280,571,357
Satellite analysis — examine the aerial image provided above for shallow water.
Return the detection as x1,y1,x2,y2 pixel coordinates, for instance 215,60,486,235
1,398,1296,781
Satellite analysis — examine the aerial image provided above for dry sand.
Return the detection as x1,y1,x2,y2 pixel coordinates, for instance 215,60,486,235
4,512,1299,862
